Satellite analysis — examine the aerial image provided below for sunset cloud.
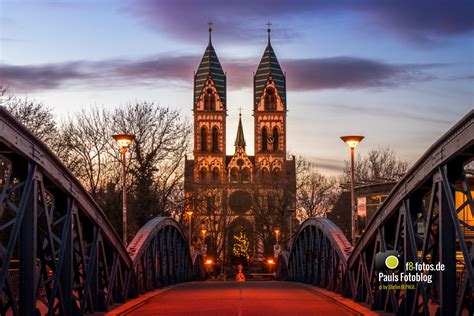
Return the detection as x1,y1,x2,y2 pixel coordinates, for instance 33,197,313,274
0,55,441,93
128,0,474,46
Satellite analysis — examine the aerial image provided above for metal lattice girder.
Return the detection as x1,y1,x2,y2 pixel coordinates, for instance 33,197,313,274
0,108,131,314
0,106,204,315
278,218,353,295
279,110,474,315
127,217,200,296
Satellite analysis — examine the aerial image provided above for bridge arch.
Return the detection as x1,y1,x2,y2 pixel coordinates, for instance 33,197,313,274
0,108,205,315
279,110,474,315
127,217,199,296
278,218,353,296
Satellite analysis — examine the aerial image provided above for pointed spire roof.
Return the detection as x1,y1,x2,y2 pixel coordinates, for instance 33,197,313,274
254,23,286,108
234,112,246,150
194,22,226,107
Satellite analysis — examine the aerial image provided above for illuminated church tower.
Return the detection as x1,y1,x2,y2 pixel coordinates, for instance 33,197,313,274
184,24,296,271
254,23,288,178
192,23,227,184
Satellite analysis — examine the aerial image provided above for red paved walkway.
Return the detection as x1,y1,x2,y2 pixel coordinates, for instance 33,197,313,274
119,281,364,316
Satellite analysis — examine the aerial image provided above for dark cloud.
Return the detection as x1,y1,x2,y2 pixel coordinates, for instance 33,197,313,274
127,0,474,46
0,55,440,93
449,74,474,81
0,56,196,92
283,57,440,90
0,62,88,91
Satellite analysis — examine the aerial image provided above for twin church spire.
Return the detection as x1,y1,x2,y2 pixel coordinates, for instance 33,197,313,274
194,21,226,108
193,22,287,157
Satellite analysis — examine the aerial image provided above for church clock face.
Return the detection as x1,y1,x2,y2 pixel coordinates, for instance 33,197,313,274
229,190,252,215
267,136,274,144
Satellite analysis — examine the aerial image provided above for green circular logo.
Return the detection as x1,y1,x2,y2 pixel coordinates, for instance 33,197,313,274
385,255,399,269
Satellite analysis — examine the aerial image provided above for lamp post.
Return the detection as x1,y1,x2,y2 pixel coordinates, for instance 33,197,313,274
186,210,193,248
340,135,364,245
113,134,135,246
200,228,207,254
274,228,281,244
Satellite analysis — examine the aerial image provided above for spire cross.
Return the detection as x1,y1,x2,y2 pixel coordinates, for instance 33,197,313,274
266,21,272,43
238,106,243,116
208,20,213,42
208,20,213,32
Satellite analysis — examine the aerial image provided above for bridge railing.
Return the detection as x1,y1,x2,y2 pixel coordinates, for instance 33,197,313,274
0,108,204,315
127,217,202,297
279,110,474,315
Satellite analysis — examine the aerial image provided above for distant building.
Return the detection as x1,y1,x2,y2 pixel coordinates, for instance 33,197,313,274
328,182,397,240
184,25,296,270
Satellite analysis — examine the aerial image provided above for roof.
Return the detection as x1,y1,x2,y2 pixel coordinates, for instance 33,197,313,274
254,40,286,108
194,40,226,107
234,114,246,150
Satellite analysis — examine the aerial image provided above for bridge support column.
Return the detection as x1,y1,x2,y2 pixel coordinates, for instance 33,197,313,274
59,198,74,315
438,171,456,315
19,168,38,316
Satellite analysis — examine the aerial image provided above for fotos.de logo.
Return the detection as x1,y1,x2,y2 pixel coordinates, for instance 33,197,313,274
375,250,400,270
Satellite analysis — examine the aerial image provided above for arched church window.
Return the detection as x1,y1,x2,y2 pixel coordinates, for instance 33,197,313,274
260,168,270,184
272,168,281,183
206,195,216,213
265,88,276,110
230,167,239,183
210,94,216,111
201,127,208,152
242,168,251,183
204,94,210,111
212,167,220,183
272,127,279,151
261,127,268,152
200,168,208,182
211,127,219,152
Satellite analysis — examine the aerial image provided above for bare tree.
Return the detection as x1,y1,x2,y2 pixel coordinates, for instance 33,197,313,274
57,107,116,198
342,146,409,185
1,92,58,148
251,173,295,256
297,171,339,220
112,102,191,228
188,188,233,261
54,102,191,237
294,156,340,221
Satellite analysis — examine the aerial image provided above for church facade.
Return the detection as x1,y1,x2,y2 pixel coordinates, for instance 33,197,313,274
184,26,296,270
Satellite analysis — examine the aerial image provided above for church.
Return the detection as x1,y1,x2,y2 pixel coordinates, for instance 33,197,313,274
184,24,296,272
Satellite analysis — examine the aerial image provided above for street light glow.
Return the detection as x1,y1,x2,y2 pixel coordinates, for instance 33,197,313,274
113,134,135,148
340,136,364,149
266,258,276,265
186,210,194,217
205,258,214,265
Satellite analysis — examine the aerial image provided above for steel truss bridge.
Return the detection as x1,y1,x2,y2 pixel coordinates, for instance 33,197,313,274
0,108,205,315
0,107,472,315
278,110,474,315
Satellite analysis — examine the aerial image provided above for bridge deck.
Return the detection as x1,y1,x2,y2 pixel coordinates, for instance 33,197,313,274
109,281,379,315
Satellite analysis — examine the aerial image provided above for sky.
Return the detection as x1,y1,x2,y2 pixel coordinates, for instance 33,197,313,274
0,0,473,175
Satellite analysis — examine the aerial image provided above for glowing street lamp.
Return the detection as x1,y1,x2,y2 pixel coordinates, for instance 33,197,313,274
274,228,281,244
340,135,364,245
200,228,207,254
266,258,276,265
113,133,135,246
186,210,193,248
